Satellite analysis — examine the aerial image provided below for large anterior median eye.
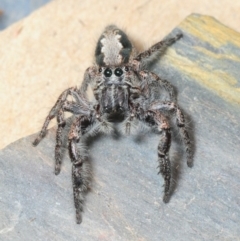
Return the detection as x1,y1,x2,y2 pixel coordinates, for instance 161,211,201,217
104,68,112,77
114,68,123,77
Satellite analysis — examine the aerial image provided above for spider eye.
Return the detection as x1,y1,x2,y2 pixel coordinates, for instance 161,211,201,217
99,67,102,73
104,68,112,77
124,66,129,72
114,68,123,77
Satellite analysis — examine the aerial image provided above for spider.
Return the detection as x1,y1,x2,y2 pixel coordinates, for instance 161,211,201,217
33,25,193,224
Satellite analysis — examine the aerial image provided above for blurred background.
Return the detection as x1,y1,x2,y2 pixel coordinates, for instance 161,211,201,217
0,0,51,30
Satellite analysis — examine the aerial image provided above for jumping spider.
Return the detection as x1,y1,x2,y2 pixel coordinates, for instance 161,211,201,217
33,25,193,224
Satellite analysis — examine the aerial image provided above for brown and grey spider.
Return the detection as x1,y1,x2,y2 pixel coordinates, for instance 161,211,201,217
33,25,193,224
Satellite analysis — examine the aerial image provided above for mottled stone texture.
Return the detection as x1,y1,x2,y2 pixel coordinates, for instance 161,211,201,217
0,14,240,240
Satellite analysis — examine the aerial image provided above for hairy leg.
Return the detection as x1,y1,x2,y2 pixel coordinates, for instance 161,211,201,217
80,66,98,93
143,111,172,202
150,101,193,167
32,87,76,146
124,113,135,135
138,70,176,102
132,33,182,71
55,109,66,175
68,116,92,224
158,128,172,202
33,87,93,176
72,161,91,224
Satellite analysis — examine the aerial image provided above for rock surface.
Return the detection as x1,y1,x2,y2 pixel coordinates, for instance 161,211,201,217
1,14,240,241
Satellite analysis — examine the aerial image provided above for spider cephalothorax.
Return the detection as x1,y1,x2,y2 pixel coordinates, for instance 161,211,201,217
33,25,193,224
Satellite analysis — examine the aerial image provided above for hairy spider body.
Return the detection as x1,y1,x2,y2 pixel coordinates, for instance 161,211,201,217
33,25,193,224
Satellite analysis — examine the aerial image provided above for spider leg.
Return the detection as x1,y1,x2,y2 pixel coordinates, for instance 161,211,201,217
80,66,97,92
158,128,172,203
132,33,182,71
141,111,172,202
138,70,176,102
68,116,92,224
54,109,66,175
150,101,193,167
33,87,80,175
34,87,91,175
32,87,77,146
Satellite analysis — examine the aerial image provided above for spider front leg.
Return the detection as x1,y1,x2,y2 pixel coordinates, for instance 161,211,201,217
68,116,92,224
138,70,176,102
150,101,193,167
32,87,77,146
132,33,182,71
158,129,172,203
80,66,98,92
33,87,79,175
143,111,172,202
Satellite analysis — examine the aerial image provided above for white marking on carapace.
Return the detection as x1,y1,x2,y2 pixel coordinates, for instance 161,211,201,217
101,30,123,66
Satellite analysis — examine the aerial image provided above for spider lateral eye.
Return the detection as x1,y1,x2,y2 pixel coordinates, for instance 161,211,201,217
124,66,129,72
99,67,102,73
104,68,112,77
114,68,123,77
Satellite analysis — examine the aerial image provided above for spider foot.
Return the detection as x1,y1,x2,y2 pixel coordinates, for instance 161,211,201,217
186,148,194,167
163,193,171,203
76,210,82,224
175,33,183,40
55,165,61,175
32,134,45,146
187,158,193,168
163,178,171,203
32,139,39,146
